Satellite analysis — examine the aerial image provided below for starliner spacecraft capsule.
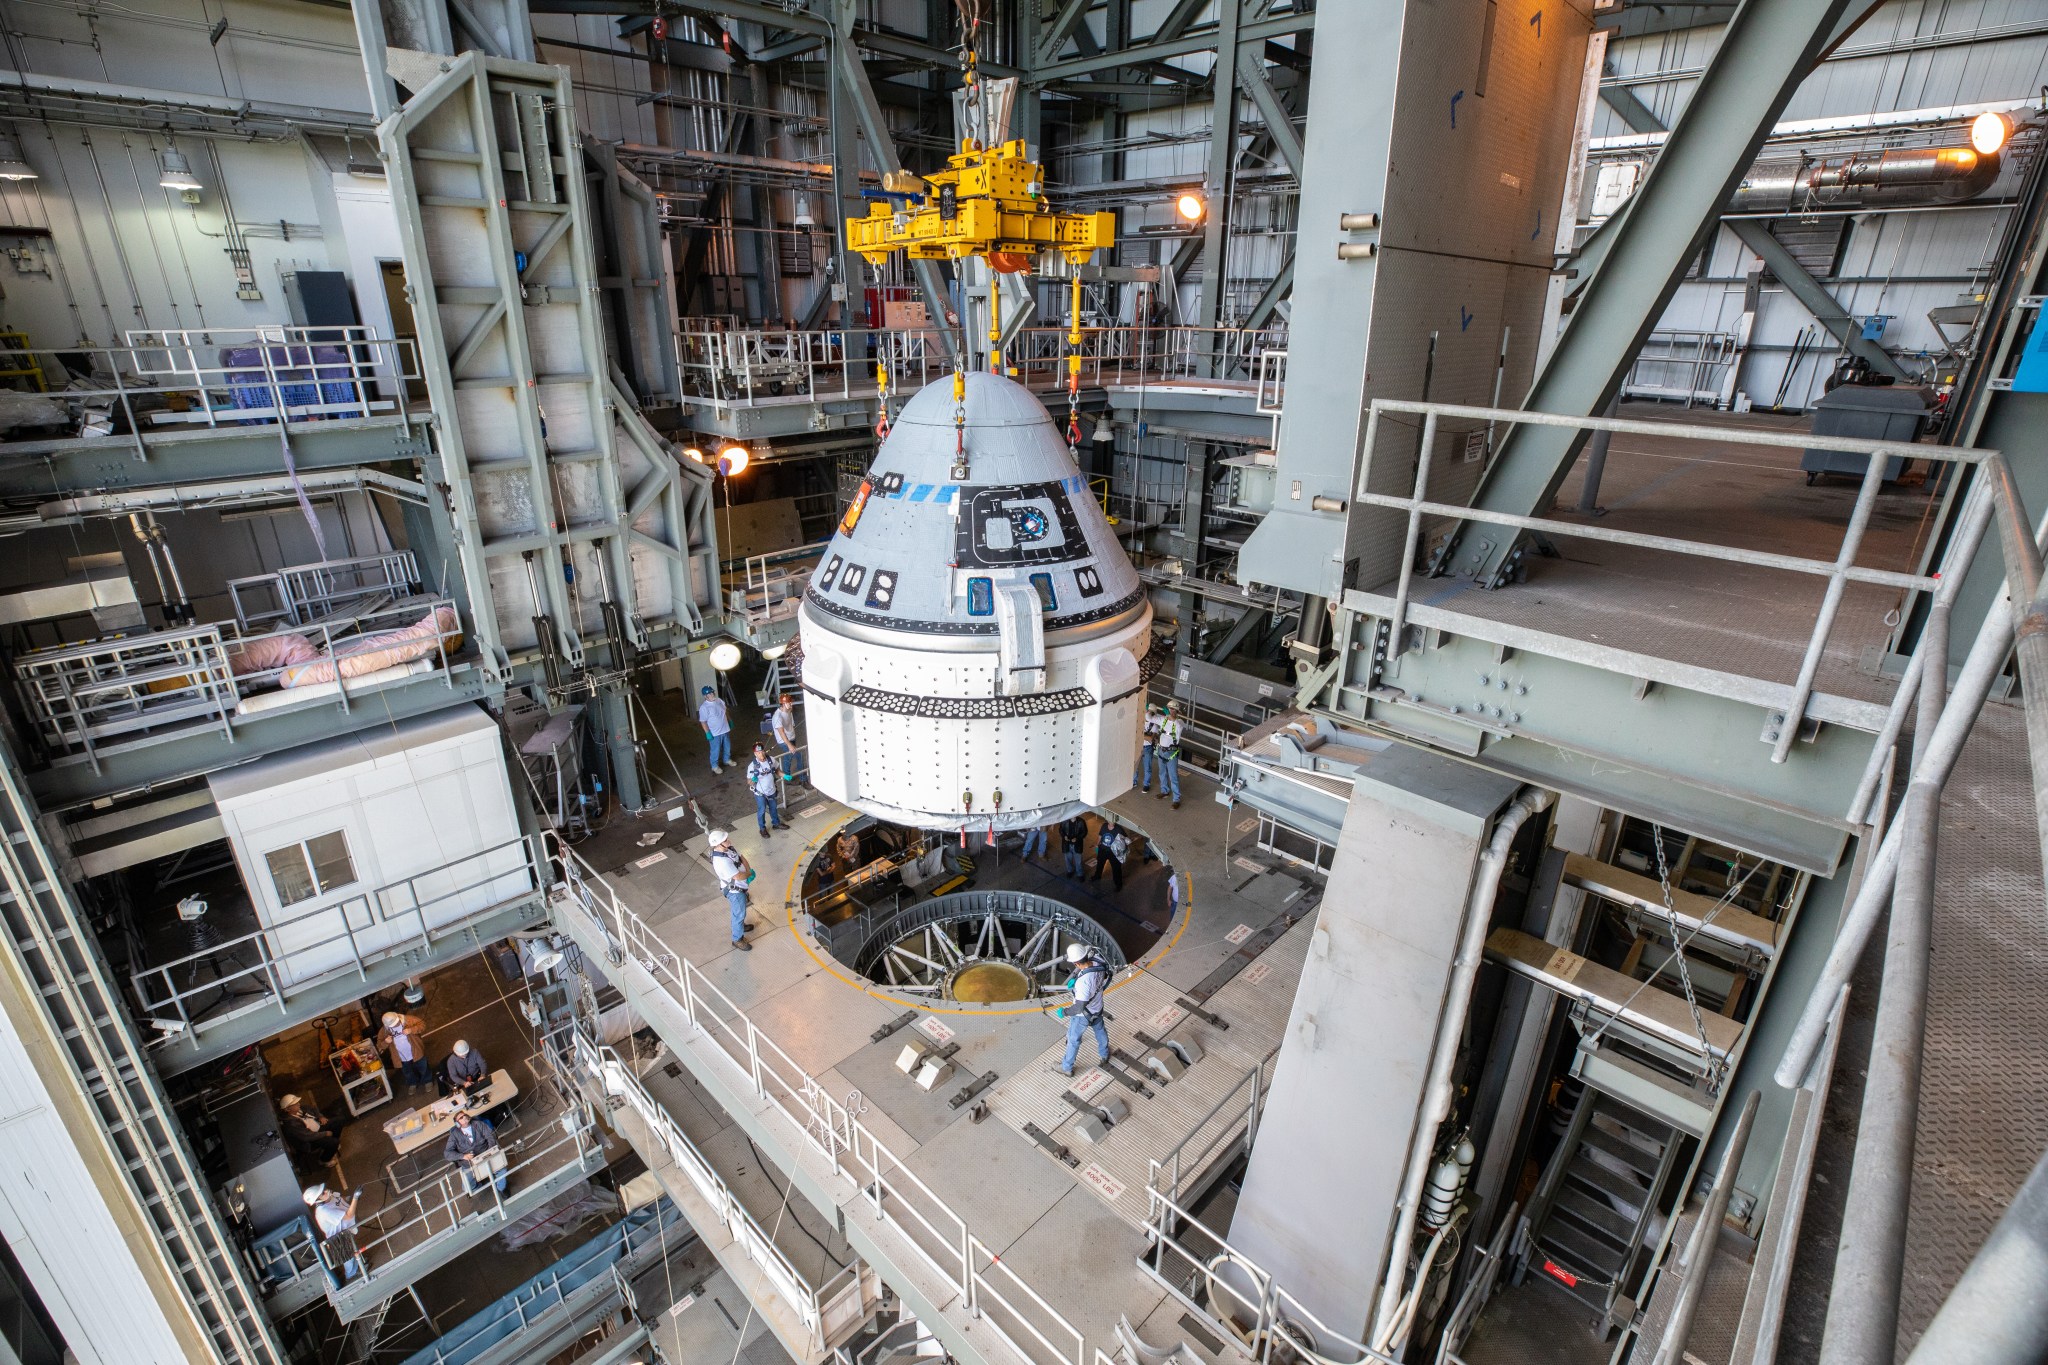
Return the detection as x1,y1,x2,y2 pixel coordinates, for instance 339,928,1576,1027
798,371,1155,832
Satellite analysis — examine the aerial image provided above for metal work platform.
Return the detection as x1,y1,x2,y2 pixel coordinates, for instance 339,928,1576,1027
550,774,1332,1365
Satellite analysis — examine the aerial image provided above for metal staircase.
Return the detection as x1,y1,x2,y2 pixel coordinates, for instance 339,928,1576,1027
0,745,283,1362
1516,1087,1684,1327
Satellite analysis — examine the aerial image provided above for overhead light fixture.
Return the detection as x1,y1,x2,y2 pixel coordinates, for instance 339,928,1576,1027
709,640,743,671
793,194,814,228
682,446,707,463
1175,191,1205,223
1970,111,2011,157
530,948,565,974
1092,418,1115,443
0,128,36,181
717,444,751,476
760,642,788,661
158,145,202,191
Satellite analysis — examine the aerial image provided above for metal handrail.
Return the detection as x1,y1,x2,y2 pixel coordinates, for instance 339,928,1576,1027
553,840,1089,1365
672,323,1288,407
1356,397,2017,773
131,833,545,1031
576,1031,854,1346
0,328,420,455
1149,1051,1278,1205
338,1107,605,1282
228,551,422,631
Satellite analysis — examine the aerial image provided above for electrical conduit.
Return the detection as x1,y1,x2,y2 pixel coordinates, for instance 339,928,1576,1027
1370,785,1554,1349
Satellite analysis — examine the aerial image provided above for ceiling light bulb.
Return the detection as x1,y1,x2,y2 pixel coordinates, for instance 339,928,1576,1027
717,444,750,476
1175,192,1205,222
709,641,743,671
158,146,202,191
1969,111,2010,157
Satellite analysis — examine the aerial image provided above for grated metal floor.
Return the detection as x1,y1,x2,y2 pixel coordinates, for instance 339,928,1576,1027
1895,700,2048,1352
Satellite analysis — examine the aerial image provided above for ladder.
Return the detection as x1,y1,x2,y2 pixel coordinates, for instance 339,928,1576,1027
0,747,282,1361
1517,1086,1683,1327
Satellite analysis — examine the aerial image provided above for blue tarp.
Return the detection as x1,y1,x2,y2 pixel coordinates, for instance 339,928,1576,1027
398,1199,686,1365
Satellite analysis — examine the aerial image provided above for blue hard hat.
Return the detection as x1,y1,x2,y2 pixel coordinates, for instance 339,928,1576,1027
701,685,714,694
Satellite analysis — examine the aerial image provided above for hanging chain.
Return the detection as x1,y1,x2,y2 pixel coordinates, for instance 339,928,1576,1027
1650,824,1720,1077
874,358,891,439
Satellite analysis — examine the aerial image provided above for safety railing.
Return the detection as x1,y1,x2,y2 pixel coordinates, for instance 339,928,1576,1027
331,1102,607,1288
13,594,463,770
131,834,546,1033
228,550,422,631
1139,1182,1403,1365
1354,399,2016,779
1255,349,1288,416
554,840,1088,1365
673,323,1287,407
1148,1051,1278,1207
0,328,420,453
1621,329,1740,408
576,1030,876,1350
733,541,829,627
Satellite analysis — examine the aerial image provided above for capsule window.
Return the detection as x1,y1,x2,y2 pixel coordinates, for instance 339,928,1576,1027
866,570,898,610
1029,572,1056,610
841,563,867,596
967,576,994,616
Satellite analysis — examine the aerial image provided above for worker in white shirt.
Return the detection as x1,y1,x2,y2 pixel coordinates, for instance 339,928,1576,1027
1155,701,1185,809
708,830,756,951
698,685,732,772
1134,704,1163,791
303,1184,362,1285
746,744,789,837
770,693,805,784
1055,943,1113,1077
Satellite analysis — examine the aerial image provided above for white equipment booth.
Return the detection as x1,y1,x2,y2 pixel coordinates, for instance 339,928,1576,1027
208,705,528,988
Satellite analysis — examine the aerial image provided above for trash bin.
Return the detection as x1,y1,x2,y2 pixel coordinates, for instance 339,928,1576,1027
1801,384,1930,484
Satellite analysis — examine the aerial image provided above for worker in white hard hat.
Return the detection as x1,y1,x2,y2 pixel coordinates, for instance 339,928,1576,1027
1055,942,1113,1077
1155,700,1185,809
444,1038,487,1096
380,1009,432,1092
277,1091,341,1165
303,1183,363,1285
1135,703,1163,792
707,829,756,952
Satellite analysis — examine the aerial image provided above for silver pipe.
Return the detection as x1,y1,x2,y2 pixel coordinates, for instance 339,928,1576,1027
1903,1138,2048,1364
1818,603,1947,1365
1844,482,1995,824
1371,785,1555,1345
128,512,171,609
1745,988,1850,1365
146,511,190,613
1775,512,2048,1087
1650,1090,1761,1365
1771,450,1890,762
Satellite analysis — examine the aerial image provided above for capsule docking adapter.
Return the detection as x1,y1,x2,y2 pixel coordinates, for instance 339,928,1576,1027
798,372,1154,833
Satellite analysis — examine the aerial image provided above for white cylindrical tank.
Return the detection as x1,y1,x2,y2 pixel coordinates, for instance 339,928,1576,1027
799,371,1154,832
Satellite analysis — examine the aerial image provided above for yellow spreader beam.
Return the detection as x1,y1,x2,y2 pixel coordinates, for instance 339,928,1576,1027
847,138,1115,267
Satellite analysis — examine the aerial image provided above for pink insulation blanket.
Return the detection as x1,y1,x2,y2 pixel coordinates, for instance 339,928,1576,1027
278,604,458,688
226,605,457,689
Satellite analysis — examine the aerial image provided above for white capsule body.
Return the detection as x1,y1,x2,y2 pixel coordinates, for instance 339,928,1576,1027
799,372,1153,832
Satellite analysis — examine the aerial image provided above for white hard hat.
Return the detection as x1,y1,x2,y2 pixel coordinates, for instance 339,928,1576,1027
382,1012,402,1028
1066,943,1089,964
302,1184,327,1205
708,828,732,845
280,1093,300,1108
452,1040,471,1056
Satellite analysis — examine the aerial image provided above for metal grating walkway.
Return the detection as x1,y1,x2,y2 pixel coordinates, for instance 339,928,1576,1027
1897,700,2048,1350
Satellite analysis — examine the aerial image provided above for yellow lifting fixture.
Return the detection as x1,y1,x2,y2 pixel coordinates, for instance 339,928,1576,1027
846,138,1116,269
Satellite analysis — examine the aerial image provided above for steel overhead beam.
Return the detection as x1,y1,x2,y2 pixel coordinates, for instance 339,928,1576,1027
1194,1,1241,333
1440,0,1876,587
1038,0,1091,64
1730,218,1907,381
1236,45,1302,177
1598,82,1666,136
1031,12,1312,83
1245,256,1294,329
829,6,958,358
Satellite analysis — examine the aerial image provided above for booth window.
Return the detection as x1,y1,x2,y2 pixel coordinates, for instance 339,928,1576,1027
263,831,357,906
